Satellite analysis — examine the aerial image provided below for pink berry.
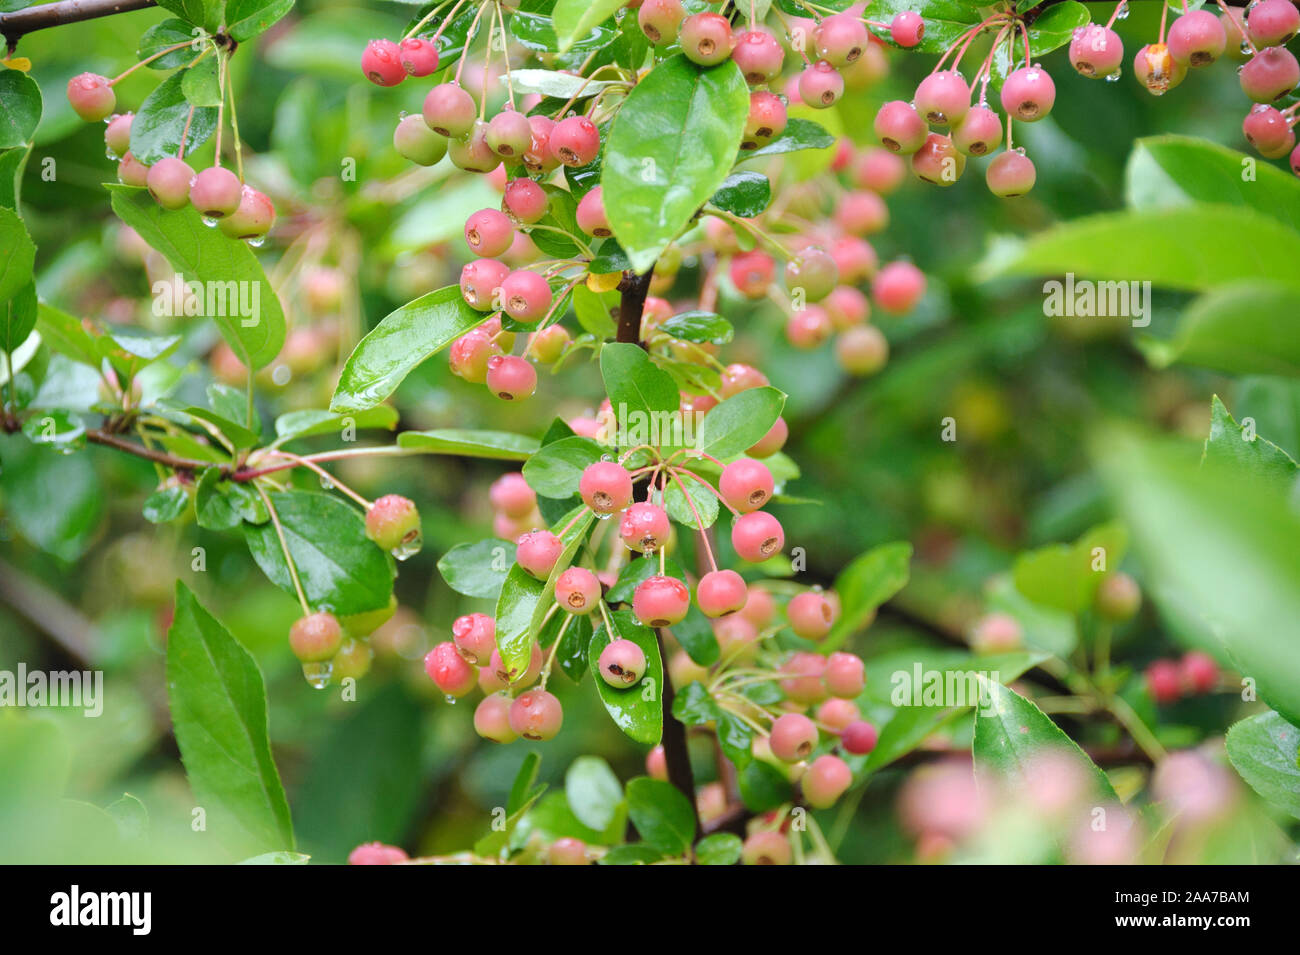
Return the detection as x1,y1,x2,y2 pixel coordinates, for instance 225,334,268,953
465,208,515,258
448,120,500,173
739,586,775,628
548,836,588,865
1241,46,1300,102
575,185,611,237
398,36,439,76
797,60,845,109
548,115,600,167
632,575,690,628
841,720,878,755
733,29,784,85
459,258,510,312
217,186,275,240
394,114,448,166
835,190,889,235
1069,24,1124,79
781,651,828,704
1145,659,1183,705
914,70,970,126
1168,9,1227,67
423,83,477,138
720,362,769,397
817,13,869,67
449,329,501,382
490,472,536,518
986,150,1037,198
516,529,563,579
486,109,532,158
970,612,1022,652
1248,0,1300,46
1000,66,1055,122
452,612,496,664
579,461,633,514
787,590,835,640
696,569,748,618
145,156,195,210
680,12,733,66
348,842,408,865
474,693,518,742
1244,104,1296,157
500,269,552,322
508,689,564,740
489,641,544,687
729,250,776,299
1096,571,1141,621
731,511,784,562
189,166,243,219
784,247,838,301
872,260,926,315
556,566,602,614
890,11,925,48
719,458,774,513
67,72,115,122
503,178,548,223
742,829,792,865
361,39,405,86
1135,43,1188,95
824,651,865,698
952,104,1002,156
825,286,871,330
873,100,928,155
620,502,670,553
911,133,965,186
526,326,569,364
743,91,787,149
598,637,648,685
638,0,685,44
786,306,832,349
289,611,343,662
486,354,537,401
803,754,852,808
522,115,558,174
364,493,421,553
104,112,133,159
424,640,478,697
714,614,759,664
770,712,818,762
117,152,150,187
853,147,906,194
831,236,879,284
747,416,788,458
817,697,860,732
836,325,889,376
1180,651,1220,695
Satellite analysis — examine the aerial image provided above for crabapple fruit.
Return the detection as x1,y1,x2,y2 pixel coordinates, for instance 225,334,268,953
490,641,544,687
952,105,1003,156
394,114,448,166
826,286,871,330
720,362,769,397
365,494,421,553
361,39,405,86
914,70,970,126
1145,659,1183,705
556,566,602,614
598,637,648,686
781,651,828,704
817,13,868,67
743,91,787,149
632,575,690,628
1096,571,1141,621
911,133,966,186
465,208,514,258
448,121,500,173
449,329,501,382
1243,104,1296,157
719,458,774,512
742,830,792,865
217,186,275,240
452,612,496,665
824,651,865,698
732,511,784,562
784,247,838,301
1168,9,1227,67
874,100,928,154
575,186,611,237
527,324,570,363
872,260,926,314
67,72,115,121
841,720,879,755
486,354,538,401
817,697,860,732
680,12,733,66
798,61,845,108
1248,0,1300,47
145,157,195,210
1181,651,1220,695
486,109,532,157
890,11,924,47
986,150,1037,198
548,115,600,166
747,415,788,458
424,641,478,697
189,166,243,219
1135,43,1188,95
733,30,784,85
509,689,563,740
620,502,671,553
548,837,588,865
1241,46,1300,102
646,745,668,781
503,177,548,223
104,113,132,159
770,712,819,762
290,611,344,662
459,258,510,311
474,693,518,743
579,461,633,514
638,0,685,44
739,585,776,628
731,250,776,298
490,472,536,518
787,590,835,640
1069,24,1124,78
836,325,889,376
697,569,748,618
348,842,408,865
500,269,552,322
1000,66,1056,121
971,612,1022,653
117,152,150,187
423,83,477,138
398,36,439,76
803,754,852,808
516,529,564,579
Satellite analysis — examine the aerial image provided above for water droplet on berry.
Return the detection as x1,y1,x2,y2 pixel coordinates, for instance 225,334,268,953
444,694,458,705
302,661,332,688
1105,71,1121,83
247,236,266,248
391,530,423,561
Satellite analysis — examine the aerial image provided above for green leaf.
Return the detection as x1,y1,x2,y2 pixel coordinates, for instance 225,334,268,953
108,187,286,370
225,0,295,42
589,609,665,745
1,282,35,355
195,467,267,530
694,386,785,460
238,851,310,864
167,581,294,856
244,491,395,616
180,56,221,107
0,69,41,148
21,409,85,451
599,842,665,865
155,0,217,30
1012,522,1127,614
523,435,603,497
129,70,217,164
984,574,1078,658
709,171,770,218
821,541,912,651
1140,281,1300,378
600,341,680,434
1203,395,1298,495
35,304,100,367
504,69,621,98
664,476,718,529
437,538,515,600
973,680,1119,802
0,432,102,561
624,777,695,855
603,55,749,272
271,406,399,446
991,206,1300,292
138,19,203,70
509,752,544,816
864,0,982,53
572,283,618,338
143,483,190,524
565,755,624,831
658,310,733,345
695,831,742,865
0,205,35,305
742,117,835,159
552,0,626,53
397,427,540,460
331,285,487,413
1225,709,1300,820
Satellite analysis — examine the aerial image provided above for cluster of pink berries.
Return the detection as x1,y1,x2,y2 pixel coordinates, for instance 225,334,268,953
67,73,275,241
1145,650,1222,705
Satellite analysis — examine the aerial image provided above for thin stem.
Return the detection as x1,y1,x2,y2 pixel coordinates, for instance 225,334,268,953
109,37,193,84
405,0,453,39
256,483,311,615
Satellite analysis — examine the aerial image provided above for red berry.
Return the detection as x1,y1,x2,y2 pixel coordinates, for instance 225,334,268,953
503,178,548,223
465,208,515,258
67,72,115,122
914,70,970,126
835,190,889,235
620,502,670,553
1096,571,1141,621
218,186,275,240
825,286,871,330
831,236,879,284
952,105,1003,156
448,120,500,173
971,612,1022,652
398,36,440,76
516,529,563,579
1069,24,1124,79
742,91,787,149
733,29,784,85
730,249,776,298
720,362,769,397
522,115,559,174
719,458,774,512
364,493,422,553
732,511,784,562
556,566,602,614
841,720,878,755
146,156,195,210
1135,43,1188,95
425,640,478,697
361,39,405,86
739,586,776,628
747,415,788,458
474,693,518,742
638,0,685,44
509,689,564,740
646,745,669,780
787,590,835,640
1168,9,1227,67
986,150,1037,198
500,270,552,322
1145,659,1183,705
453,612,496,664
548,115,600,167
803,754,852,808
632,575,690,627
797,60,845,109
911,132,965,186
770,712,818,762
575,185,611,237
824,651,865,697
1241,46,1300,102
486,109,532,158
348,842,408,865
423,83,477,138
1000,66,1055,122
579,461,634,514
449,329,501,382
873,100,928,155
1248,0,1300,47
598,637,648,685
489,642,544,687
1243,104,1296,157
486,355,537,401
872,260,926,314
394,114,448,166
459,258,510,312
189,166,243,219
1180,651,1220,695
890,11,925,47
290,611,344,662
680,12,733,66
697,569,748,618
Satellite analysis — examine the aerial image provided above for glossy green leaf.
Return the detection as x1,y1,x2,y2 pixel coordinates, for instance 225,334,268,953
624,777,694,855
1141,281,1300,378
0,69,41,148
438,538,515,600
742,117,835,159
710,171,770,218
553,0,626,53
271,406,399,446
598,842,665,865
695,831,742,865
0,205,35,305
522,435,603,497
167,581,294,856
565,755,624,831
226,0,295,42
1203,395,1298,495
143,483,190,524
244,491,395,616
603,55,749,272
1012,521,1127,614
1,282,35,355
1225,709,1300,820
694,386,785,460
589,609,664,745
600,341,679,430
664,475,718,529
20,408,84,451
505,69,621,98
331,285,488,412
35,304,99,368
658,310,733,345
137,19,198,71
129,70,217,164
397,428,540,460
822,541,912,651
108,187,286,370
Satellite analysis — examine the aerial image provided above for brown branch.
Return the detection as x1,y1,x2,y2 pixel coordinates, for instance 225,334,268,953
86,428,220,474
2,0,157,49
616,269,653,346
